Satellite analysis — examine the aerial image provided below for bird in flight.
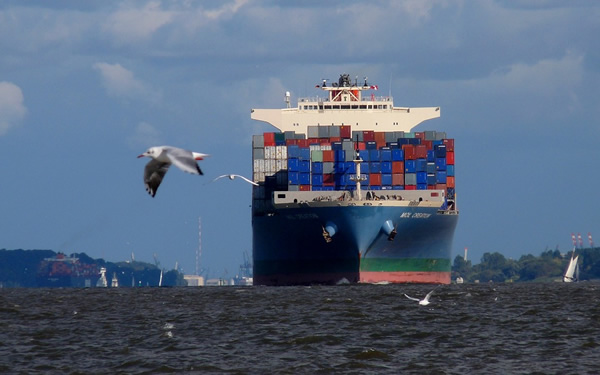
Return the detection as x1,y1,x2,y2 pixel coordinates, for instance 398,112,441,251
404,286,440,306
138,145,209,197
211,174,258,186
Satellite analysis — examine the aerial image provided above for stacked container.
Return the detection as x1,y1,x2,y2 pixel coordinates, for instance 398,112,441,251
252,125,455,202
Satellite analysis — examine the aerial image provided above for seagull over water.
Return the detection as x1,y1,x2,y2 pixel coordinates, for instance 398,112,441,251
404,286,440,306
211,174,258,186
137,145,209,197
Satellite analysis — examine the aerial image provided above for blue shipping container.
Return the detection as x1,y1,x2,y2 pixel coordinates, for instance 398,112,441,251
427,173,436,185
299,173,310,185
427,150,436,162
382,174,392,186
344,161,356,173
435,158,447,171
447,165,455,176
359,150,370,161
405,160,416,173
381,161,392,174
312,162,323,174
369,149,381,161
392,149,404,161
311,174,323,186
436,171,447,183
380,148,392,161
299,160,311,173
288,158,299,172
288,145,300,158
369,162,381,173
300,147,311,160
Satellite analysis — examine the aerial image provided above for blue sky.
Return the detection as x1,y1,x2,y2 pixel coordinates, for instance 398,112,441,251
1,1,599,278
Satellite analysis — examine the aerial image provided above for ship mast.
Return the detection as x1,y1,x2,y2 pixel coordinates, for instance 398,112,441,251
350,151,367,201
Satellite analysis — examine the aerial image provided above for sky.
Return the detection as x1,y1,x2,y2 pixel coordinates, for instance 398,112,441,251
1,0,599,278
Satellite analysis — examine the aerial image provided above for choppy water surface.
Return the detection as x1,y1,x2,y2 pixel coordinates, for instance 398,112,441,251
1,282,599,374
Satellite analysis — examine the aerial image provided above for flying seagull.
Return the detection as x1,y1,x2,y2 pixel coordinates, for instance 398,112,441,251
137,145,209,197
404,286,440,306
211,174,258,186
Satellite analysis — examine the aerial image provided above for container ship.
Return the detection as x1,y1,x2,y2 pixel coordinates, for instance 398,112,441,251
250,74,458,285
36,253,101,287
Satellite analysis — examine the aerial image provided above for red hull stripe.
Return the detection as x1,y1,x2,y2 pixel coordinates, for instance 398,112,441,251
360,271,450,284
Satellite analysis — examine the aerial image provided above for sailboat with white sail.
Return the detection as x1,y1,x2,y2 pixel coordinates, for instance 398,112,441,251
563,250,580,283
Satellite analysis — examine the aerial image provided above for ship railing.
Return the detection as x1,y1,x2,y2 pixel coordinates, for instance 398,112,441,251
297,96,393,104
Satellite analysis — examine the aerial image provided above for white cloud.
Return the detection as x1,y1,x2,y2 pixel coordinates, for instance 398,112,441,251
203,0,248,20
492,52,584,94
103,1,174,44
93,62,161,102
0,82,27,136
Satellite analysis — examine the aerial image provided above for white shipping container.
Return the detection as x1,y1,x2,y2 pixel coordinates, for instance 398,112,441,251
253,159,265,173
253,172,265,182
265,146,276,159
276,159,288,171
275,145,287,160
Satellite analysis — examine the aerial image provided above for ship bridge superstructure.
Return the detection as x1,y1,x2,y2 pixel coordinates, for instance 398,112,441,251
251,73,440,134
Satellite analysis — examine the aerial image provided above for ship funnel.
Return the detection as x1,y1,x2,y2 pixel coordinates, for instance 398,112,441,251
381,220,397,241
322,221,338,243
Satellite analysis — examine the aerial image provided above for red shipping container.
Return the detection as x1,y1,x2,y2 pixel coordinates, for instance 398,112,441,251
328,137,341,143
447,176,455,188
323,173,335,186
363,130,375,142
340,125,351,139
323,150,335,162
286,139,298,146
422,140,433,150
443,139,454,151
392,173,404,185
435,183,447,190
392,161,404,173
446,151,455,165
298,139,310,147
402,144,416,160
415,145,428,159
264,132,275,143
300,185,311,191
414,132,425,140
427,185,436,190
405,185,417,190
357,142,366,150
370,173,382,186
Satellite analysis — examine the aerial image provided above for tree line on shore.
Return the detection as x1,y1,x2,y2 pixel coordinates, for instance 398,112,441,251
452,247,600,283
0,249,186,287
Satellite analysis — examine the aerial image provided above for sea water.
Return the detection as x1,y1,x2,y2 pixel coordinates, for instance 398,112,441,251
1,282,598,374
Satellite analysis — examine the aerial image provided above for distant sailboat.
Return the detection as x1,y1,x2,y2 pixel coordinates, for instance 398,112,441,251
563,251,580,283
159,270,163,287
111,272,119,287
